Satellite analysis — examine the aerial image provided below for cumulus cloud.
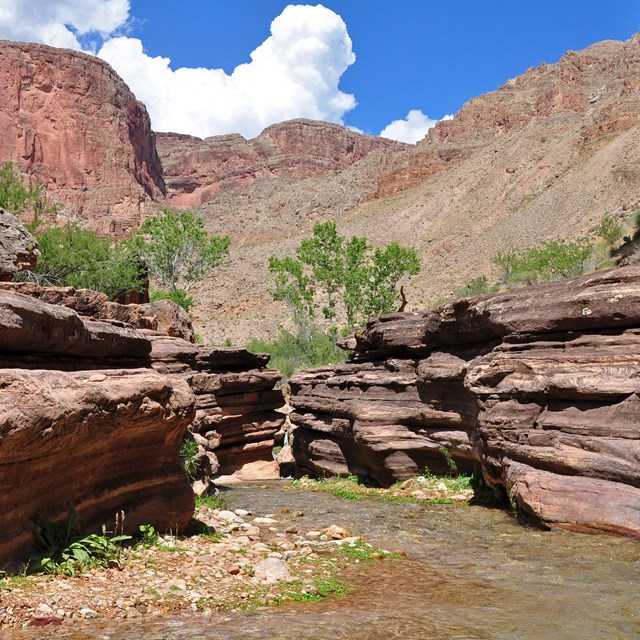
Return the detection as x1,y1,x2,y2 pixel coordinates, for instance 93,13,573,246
380,109,453,144
0,0,130,51
98,4,356,139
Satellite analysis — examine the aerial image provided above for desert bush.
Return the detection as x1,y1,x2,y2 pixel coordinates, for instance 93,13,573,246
247,325,347,380
149,287,194,311
595,215,623,250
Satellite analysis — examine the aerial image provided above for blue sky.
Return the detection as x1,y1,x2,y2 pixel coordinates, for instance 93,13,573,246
1,1,639,141
127,0,640,136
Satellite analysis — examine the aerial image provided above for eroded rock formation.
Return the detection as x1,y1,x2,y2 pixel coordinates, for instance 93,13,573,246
0,289,195,570
0,40,165,235
0,208,38,280
290,266,640,537
145,332,283,487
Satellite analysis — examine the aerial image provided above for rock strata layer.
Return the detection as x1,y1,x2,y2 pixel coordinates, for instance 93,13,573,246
0,40,165,235
290,266,640,537
0,289,196,570
145,332,284,488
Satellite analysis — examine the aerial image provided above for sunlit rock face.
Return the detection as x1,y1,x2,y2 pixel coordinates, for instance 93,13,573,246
0,40,165,236
290,266,640,538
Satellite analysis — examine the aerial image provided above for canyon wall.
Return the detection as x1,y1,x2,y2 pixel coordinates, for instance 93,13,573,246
0,40,165,235
157,119,407,208
290,266,640,538
0,288,195,570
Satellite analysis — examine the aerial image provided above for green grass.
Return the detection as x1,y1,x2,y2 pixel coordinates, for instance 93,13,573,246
195,493,229,510
246,326,348,380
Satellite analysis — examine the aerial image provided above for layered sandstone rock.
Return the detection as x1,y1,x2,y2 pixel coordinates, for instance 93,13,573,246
0,282,195,342
0,208,38,280
157,119,406,208
0,40,165,235
0,290,196,570
145,332,283,486
290,266,640,537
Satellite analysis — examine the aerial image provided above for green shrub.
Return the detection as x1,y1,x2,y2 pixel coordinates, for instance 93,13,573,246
28,510,130,576
246,325,347,380
454,275,496,298
493,240,592,286
595,215,623,250
180,437,200,482
0,162,57,230
149,288,194,311
18,222,144,299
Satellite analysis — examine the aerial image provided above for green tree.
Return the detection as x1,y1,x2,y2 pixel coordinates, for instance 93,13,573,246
130,208,230,294
24,222,144,299
0,161,57,231
269,221,420,329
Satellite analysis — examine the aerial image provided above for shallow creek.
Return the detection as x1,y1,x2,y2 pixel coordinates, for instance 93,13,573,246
12,481,640,639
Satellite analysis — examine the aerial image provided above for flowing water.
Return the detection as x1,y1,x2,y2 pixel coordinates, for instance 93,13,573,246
10,481,640,639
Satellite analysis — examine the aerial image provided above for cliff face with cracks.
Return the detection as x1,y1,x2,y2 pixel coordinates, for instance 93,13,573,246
0,40,165,235
290,266,640,538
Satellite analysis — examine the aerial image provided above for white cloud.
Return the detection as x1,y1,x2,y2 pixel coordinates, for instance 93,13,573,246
0,0,130,51
98,4,356,139
380,109,453,144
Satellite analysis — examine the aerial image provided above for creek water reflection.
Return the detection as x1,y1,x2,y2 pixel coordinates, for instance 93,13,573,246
11,481,640,639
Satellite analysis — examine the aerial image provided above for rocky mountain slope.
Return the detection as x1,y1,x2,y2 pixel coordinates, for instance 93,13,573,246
170,34,640,344
2,35,640,345
0,40,165,235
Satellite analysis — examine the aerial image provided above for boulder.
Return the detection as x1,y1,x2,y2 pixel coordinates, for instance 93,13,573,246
0,368,195,570
0,209,38,280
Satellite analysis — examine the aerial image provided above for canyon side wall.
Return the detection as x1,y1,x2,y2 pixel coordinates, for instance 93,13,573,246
0,288,195,570
290,266,640,538
0,40,165,235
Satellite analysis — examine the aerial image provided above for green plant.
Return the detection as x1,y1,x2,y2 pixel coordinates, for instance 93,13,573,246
438,446,458,476
129,208,230,294
138,524,159,546
18,222,145,299
595,215,623,249
149,287,194,311
454,275,496,299
492,240,592,286
268,221,419,329
0,162,57,230
28,510,130,576
195,493,229,510
246,325,347,380
180,437,200,482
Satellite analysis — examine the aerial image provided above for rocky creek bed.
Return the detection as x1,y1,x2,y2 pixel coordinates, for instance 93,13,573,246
2,480,639,640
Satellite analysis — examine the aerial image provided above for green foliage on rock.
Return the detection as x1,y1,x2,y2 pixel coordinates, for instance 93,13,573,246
246,326,347,380
130,208,230,294
0,162,57,230
268,221,420,329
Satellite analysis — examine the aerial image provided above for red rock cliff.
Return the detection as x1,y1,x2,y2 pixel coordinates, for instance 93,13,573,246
157,119,407,208
0,40,165,235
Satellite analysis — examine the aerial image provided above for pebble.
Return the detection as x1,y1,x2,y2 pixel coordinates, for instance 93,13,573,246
252,517,278,525
79,607,98,619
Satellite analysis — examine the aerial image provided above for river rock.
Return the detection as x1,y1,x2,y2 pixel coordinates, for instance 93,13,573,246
253,557,291,583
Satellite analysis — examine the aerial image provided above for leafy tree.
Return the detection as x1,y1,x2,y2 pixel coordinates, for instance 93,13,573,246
130,208,230,293
22,222,144,299
0,161,57,231
269,221,420,329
